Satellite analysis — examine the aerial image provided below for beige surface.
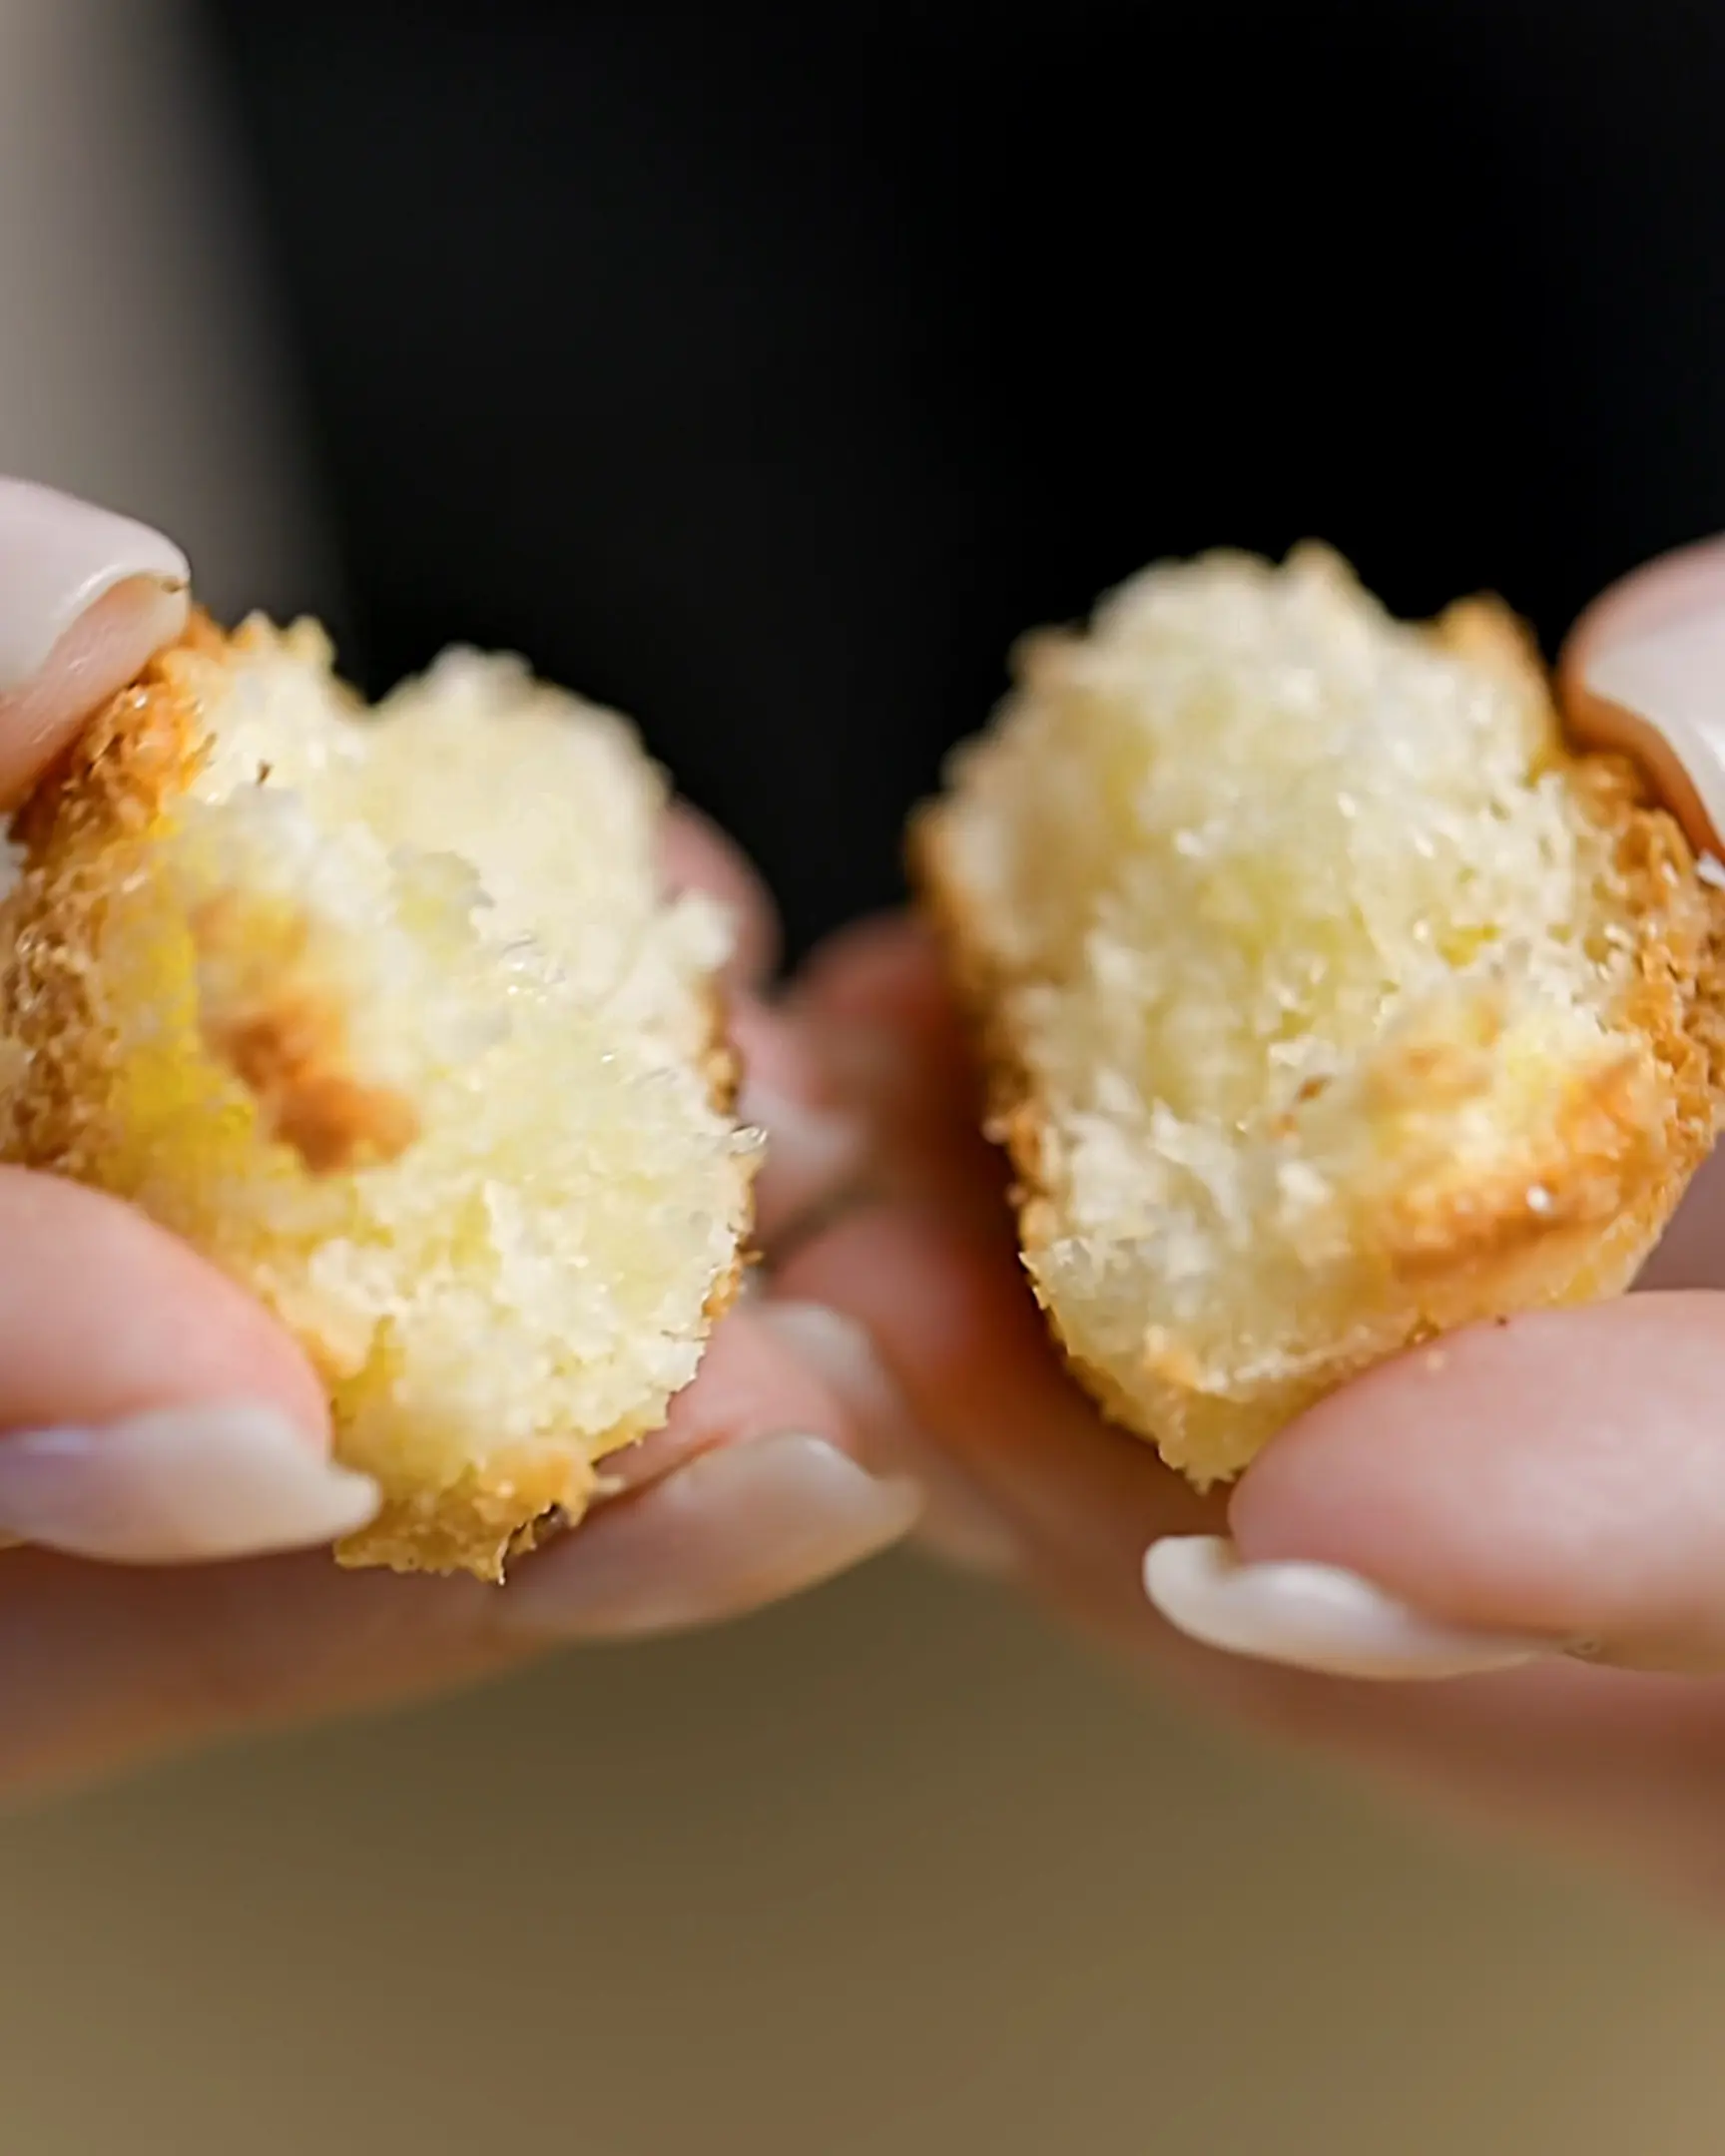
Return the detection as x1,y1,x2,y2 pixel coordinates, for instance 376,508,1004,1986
2,6,1725,2153
3,1562,1725,2156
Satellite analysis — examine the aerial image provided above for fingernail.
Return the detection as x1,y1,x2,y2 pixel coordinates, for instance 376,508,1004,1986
1567,568,1725,859
0,478,188,692
739,1082,869,1250
1143,1535,1563,1681
501,1431,921,1639
756,1300,1020,1576
739,1082,866,1195
0,1401,379,1563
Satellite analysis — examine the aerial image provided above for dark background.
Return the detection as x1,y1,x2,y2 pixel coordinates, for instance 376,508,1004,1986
199,0,1725,954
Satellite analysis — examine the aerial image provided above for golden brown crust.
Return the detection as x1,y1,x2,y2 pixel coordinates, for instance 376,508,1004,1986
1,617,753,1582
335,1458,600,1578
911,595,1725,1480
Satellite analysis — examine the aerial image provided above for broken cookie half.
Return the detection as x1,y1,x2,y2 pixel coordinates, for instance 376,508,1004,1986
0,613,757,1579
916,546,1725,1486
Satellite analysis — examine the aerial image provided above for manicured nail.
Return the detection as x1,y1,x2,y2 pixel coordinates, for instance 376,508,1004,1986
0,1401,379,1563
0,480,192,807
0,477,188,692
756,1300,1019,1575
1564,552,1725,857
1143,1535,1562,1681
739,1081,867,1228
501,1431,921,1638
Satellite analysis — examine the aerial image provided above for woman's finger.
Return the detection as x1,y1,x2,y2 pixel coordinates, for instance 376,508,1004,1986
0,478,189,808
728,995,866,1250
0,1169,373,1563
1142,1295,1725,1680
795,913,1014,1228
659,813,867,1245
0,1295,924,1799
777,1200,1223,1596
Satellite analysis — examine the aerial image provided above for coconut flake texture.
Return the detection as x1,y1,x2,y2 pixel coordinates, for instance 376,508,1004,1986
0,614,757,1578
917,545,1725,1484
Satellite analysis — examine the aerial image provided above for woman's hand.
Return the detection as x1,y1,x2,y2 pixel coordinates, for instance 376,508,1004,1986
777,539,1725,1906
0,479,918,1800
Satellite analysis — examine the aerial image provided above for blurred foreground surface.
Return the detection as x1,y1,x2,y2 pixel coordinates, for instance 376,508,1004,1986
4,1560,1725,2156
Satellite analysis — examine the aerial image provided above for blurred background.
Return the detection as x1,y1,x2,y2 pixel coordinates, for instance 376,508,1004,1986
6,0,1725,2148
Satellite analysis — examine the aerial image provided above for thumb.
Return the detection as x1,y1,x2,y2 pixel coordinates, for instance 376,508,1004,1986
1147,1294,1725,1679
0,476,189,808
